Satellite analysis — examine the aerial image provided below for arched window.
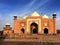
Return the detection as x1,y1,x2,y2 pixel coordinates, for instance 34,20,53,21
44,28,48,34
21,28,24,33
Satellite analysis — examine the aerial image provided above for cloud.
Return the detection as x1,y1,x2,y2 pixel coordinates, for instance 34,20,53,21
57,18,60,21
56,11,60,29
0,14,4,20
0,13,14,30
0,14,2,18
16,0,50,17
0,0,60,30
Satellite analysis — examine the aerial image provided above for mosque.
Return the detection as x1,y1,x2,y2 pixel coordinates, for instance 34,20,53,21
3,11,57,36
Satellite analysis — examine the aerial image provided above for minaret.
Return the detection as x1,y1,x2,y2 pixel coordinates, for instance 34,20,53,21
53,13,57,34
14,16,18,34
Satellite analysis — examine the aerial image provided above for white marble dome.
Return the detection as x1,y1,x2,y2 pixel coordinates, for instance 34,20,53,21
53,13,56,14
31,11,40,16
23,16,28,19
43,14,49,18
6,23,10,25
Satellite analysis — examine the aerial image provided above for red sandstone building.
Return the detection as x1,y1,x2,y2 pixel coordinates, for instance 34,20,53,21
3,11,57,35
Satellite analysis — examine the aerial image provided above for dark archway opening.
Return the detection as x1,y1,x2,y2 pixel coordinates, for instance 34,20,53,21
21,28,24,33
44,28,48,34
30,22,38,34
33,28,38,34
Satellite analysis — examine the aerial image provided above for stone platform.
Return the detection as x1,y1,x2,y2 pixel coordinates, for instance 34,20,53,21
0,34,60,45
3,34,60,42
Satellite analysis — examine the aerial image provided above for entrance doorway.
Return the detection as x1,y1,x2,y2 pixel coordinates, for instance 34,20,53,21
44,28,48,34
30,22,38,34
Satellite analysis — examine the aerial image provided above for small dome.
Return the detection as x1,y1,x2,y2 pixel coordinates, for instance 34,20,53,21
13,14,17,16
43,14,49,18
6,23,10,25
31,11,40,17
53,13,56,14
23,16,28,19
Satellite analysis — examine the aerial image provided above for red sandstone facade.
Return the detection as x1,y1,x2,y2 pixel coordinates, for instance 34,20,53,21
3,11,57,35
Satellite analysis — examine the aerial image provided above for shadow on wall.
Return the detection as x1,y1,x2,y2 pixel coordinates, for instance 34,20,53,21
0,42,60,45
57,30,60,34
0,31,6,42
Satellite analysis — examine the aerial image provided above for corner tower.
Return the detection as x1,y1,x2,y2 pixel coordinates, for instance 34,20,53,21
14,16,18,34
53,13,57,34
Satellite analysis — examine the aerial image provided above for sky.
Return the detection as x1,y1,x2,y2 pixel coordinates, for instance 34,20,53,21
0,0,60,30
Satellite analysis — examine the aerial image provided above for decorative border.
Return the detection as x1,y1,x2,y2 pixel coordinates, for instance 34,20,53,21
26,18,41,34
